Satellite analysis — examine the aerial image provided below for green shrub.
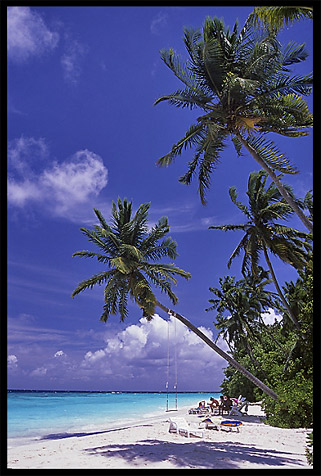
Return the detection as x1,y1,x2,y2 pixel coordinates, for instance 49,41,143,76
262,370,313,428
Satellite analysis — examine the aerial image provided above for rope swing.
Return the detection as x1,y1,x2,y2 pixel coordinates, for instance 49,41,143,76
166,311,178,412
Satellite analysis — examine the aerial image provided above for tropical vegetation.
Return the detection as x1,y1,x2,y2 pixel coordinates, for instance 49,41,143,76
209,170,312,329
154,15,313,232
215,257,313,429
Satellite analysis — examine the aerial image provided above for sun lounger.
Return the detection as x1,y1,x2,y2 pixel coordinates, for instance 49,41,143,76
220,419,242,433
188,406,210,415
228,397,249,417
169,417,204,438
199,417,219,430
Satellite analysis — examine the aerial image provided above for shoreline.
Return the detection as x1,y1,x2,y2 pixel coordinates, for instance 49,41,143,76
7,403,312,469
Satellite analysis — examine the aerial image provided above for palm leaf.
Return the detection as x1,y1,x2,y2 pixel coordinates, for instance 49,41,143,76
72,250,111,265
72,270,113,298
156,123,204,167
248,6,313,33
245,136,298,174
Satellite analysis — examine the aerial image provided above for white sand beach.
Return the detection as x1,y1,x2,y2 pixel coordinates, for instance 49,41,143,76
7,403,311,470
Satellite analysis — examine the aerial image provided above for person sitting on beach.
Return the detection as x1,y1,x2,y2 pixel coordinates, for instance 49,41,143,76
208,397,219,412
198,400,206,408
218,396,224,415
222,395,232,414
219,395,232,415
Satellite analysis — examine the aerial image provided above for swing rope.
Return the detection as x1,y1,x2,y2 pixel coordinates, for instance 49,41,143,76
166,311,178,412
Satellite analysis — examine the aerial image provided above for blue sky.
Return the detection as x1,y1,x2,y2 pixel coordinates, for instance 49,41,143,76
6,5,313,392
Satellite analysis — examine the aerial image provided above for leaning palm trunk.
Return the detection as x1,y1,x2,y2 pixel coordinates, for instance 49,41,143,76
156,300,278,400
262,244,301,330
236,133,313,234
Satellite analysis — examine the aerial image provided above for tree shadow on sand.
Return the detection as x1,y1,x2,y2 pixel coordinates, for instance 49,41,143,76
84,439,307,469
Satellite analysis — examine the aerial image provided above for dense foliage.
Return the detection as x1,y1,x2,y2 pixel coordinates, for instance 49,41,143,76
217,259,313,429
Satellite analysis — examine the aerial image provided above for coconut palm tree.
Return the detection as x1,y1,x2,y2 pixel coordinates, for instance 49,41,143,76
207,275,263,351
209,170,312,330
72,197,278,399
207,271,286,373
154,16,313,232
248,6,313,33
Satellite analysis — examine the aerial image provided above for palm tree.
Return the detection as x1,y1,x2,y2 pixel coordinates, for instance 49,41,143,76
72,197,278,399
209,171,312,330
207,276,263,353
248,6,313,33
154,16,313,232
206,271,286,374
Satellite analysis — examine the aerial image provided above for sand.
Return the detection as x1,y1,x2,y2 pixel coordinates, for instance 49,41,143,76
7,404,312,470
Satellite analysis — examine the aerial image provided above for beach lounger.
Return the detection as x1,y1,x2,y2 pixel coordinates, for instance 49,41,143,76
220,419,242,433
169,417,204,438
199,417,219,430
188,406,210,415
228,397,249,417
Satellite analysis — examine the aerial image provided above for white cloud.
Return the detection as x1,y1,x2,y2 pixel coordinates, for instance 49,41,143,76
8,137,108,220
41,150,108,214
61,35,88,84
31,366,47,377
7,7,59,63
261,308,283,325
54,350,66,358
80,314,227,388
84,349,106,364
7,179,43,206
8,355,18,368
150,11,168,35
8,136,49,176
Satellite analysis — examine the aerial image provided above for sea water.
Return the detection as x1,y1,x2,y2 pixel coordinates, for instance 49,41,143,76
7,391,221,440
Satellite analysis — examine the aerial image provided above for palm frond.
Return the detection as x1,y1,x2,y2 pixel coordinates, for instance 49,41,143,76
158,48,196,89
144,237,178,261
154,87,212,110
248,6,313,33
281,42,309,69
178,125,226,204
72,250,111,265
229,186,251,217
93,208,111,230
156,123,204,167
72,270,113,298
140,217,171,255
245,136,298,174
262,73,313,99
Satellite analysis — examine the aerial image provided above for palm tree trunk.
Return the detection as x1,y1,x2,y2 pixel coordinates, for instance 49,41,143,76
236,133,313,234
156,300,278,400
262,244,301,330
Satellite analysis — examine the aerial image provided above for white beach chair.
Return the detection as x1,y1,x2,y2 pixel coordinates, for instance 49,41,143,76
169,417,204,438
228,397,249,417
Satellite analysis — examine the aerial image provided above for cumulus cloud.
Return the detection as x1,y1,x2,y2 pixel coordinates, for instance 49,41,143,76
7,7,59,62
8,354,18,368
261,308,283,325
54,350,66,358
8,137,108,220
80,314,227,389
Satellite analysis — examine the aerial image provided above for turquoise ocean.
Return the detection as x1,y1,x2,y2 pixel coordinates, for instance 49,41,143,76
7,391,221,440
